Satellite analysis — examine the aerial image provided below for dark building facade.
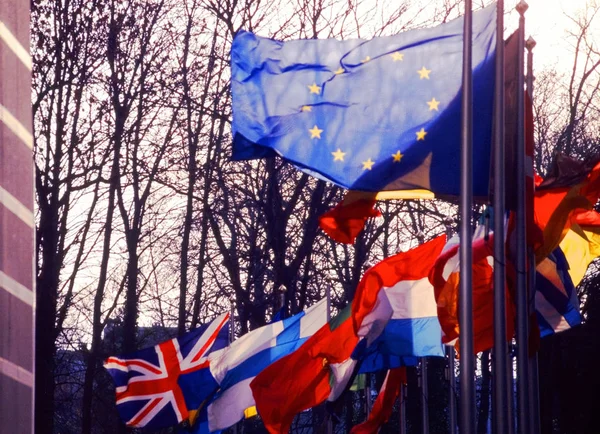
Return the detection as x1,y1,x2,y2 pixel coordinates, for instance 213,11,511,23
0,0,34,432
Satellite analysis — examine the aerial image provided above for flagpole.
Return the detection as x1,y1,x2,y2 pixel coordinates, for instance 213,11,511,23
420,359,429,434
446,346,457,434
492,0,509,433
459,1,476,433
526,34,541,434
399,382,407,434
229,299,235,345
365,374,372,417
230,299,238,434
443,220,458,434
515,2,531,434
326,285,333,434
326,285,331,322
507,344,515,434
415,230,430,434
279,285,287,320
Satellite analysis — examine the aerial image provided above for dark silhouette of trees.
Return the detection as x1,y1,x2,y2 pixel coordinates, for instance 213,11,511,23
29,0,600,432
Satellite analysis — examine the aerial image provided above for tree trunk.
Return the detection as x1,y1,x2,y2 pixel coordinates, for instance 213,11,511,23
35,237,59,434
81,115,122,434
123,234,140,352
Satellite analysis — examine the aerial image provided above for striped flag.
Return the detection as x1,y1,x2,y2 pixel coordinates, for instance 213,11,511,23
251,236,446,433
535,247,581,337
206,299,328,431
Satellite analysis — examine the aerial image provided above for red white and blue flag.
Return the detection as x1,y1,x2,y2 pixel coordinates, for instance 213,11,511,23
104,313,230,429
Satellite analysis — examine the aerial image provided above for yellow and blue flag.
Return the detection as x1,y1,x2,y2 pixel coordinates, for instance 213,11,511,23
231,5,496,197
558,222,600,287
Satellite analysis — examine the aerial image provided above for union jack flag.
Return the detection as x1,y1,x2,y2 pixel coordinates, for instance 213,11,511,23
104,313,230,429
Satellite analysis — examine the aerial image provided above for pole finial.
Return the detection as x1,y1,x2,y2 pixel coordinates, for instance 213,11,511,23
526,36,537,51
516,0,529,15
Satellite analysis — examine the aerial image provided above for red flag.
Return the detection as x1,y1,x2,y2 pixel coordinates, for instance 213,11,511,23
250,307,357,434
429,231,516,354
319,198,380,244
573,209,600,226
251,236,446,433
351,236,447,330
534,155,600,262
349,367,407,434
319,189,435,244
525,91,543,249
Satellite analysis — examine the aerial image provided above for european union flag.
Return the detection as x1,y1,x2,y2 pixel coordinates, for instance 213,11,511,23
231,5,496,197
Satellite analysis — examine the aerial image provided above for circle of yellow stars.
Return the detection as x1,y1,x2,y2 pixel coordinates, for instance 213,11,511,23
301,50,440,172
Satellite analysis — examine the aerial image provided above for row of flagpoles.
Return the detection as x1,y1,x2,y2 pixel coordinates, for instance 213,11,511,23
464,2,537,434
492,0,510,433
102,0,600,434
459,0,476,433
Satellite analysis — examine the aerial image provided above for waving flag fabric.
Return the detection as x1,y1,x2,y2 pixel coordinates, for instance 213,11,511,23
320,27,517,246
319,198,381,244
251,306,355,434
559,214,600,287
349,367,407,434
231,5,496,197
185,407,220,434
104,314,229,429
429,230,516,354
535,247,581,337
534,154,600,262
205,299,328,432
318,190,436,244
534,211,600,337
251,236,445,433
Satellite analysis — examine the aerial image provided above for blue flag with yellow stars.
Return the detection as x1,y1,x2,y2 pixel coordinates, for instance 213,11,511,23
231,4,496,197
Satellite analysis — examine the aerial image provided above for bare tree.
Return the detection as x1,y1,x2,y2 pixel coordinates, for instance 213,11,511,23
32,0,107,431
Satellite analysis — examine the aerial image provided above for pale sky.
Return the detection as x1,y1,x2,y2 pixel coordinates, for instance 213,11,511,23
508,0,599,71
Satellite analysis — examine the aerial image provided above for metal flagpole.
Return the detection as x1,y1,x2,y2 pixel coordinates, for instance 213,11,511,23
365,374,372,418
230,299,239,434
446,346,457,434
507,344,516,434
442,220,457,434
229,299,236,344
515,2,531,434
526,34,541,434
279,285,287,319
326,285,331,322
527,264,540,434
459,0,476,433
420,359,429,434
326,285,333,434
492,0,510,433
400,382,407,434
415,230,429,434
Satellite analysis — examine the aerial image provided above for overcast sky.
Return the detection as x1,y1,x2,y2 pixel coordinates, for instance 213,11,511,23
510,0,599,71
